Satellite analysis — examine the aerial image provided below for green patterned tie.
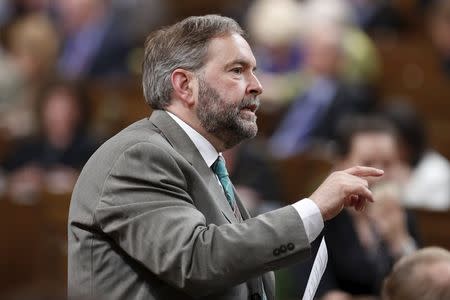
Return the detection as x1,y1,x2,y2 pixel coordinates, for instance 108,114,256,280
212,156,237,210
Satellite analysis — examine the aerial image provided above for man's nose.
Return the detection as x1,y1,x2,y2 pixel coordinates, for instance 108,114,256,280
247,73,263,96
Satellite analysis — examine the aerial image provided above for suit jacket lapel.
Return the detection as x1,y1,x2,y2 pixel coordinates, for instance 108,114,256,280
148,110,237,223
233,187,251,221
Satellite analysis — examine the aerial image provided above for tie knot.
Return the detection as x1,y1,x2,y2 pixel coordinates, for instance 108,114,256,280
212,156,229,178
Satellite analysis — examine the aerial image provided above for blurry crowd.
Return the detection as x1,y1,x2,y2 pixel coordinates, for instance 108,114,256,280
1,0,450,299
0,0,170,199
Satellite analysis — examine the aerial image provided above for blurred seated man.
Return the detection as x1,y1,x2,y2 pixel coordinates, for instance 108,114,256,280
292,115,420,300
55,0,132,79
1,80,99,202
382,247,450,300
269,20,375,159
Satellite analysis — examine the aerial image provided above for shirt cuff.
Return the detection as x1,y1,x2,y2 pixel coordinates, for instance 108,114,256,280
292,198,324,243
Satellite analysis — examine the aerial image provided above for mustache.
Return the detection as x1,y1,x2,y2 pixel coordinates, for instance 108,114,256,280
238,96,260,111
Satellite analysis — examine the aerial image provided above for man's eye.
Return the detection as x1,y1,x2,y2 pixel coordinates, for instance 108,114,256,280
231,68,243,74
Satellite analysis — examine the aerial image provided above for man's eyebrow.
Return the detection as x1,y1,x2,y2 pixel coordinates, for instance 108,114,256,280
225,59,258,71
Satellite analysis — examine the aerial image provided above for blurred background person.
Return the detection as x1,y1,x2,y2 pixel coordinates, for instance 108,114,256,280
246,0,380,141
301,0,381,86
383,100,450,210
382,247,450,300
291,115,420,300
0,13,60,138
0,80,100,202
54,0,132,79
268,16,376,159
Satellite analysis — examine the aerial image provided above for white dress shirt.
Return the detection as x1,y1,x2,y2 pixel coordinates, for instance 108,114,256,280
167,111,324,243
403,150,450,210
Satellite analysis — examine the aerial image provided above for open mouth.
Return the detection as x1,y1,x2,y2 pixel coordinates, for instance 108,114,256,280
241,103,258,113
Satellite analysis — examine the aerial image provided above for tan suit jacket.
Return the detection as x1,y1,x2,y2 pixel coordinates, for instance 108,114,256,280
68,110,311,300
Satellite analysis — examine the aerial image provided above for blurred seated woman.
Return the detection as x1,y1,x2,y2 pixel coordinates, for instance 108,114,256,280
1,80,100,202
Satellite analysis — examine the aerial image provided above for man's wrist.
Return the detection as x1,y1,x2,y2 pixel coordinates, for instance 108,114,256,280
292,198,324,243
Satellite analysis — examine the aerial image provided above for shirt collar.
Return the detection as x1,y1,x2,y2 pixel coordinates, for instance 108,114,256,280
166,111,219,167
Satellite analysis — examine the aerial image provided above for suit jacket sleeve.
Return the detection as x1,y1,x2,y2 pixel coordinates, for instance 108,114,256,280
94,141,311,297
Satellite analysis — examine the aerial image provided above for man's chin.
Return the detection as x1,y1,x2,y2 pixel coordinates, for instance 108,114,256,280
239,109,257,121
223,130,257,149
238,122,258,139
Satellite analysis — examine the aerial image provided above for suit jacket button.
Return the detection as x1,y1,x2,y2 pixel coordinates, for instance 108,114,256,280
287,243,295,251
273,248,280,256
280,245,287,253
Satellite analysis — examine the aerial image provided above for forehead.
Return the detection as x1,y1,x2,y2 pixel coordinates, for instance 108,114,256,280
203,33,257,68
351,133,397,155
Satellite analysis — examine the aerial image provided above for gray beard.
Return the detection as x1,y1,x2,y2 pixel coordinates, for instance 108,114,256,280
196,78,259,149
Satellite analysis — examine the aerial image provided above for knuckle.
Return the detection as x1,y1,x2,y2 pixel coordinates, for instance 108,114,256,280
334,171,345,179
342,183,352,194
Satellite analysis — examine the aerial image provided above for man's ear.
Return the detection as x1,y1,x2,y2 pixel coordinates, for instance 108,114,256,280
171,69,196,106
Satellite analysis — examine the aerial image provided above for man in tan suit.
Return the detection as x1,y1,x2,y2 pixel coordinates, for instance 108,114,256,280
68,15,383,300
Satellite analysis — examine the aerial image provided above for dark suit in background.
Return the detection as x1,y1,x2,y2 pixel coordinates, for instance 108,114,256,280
270,79,375,158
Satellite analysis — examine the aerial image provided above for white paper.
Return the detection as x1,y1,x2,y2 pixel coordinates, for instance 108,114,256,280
302,237,328,300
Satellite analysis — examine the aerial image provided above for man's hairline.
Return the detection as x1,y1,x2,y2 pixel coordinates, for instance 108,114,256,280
197,31,246,71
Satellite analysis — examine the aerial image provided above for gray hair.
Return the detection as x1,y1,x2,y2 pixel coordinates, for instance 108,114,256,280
382,247,450,300
142,15,244,109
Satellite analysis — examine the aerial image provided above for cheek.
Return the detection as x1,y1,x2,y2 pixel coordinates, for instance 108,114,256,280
222,79,247,98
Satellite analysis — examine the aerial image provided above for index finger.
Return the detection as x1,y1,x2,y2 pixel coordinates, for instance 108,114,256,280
344,166,384,177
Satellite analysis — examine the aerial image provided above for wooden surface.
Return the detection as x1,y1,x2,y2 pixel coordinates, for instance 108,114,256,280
0,192,71,298
412,208,450,250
